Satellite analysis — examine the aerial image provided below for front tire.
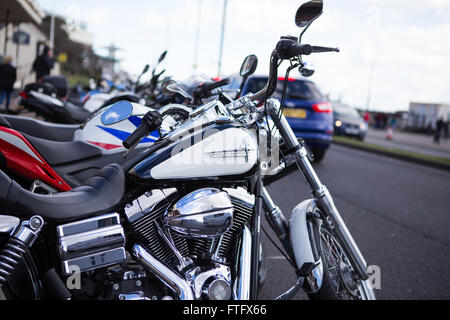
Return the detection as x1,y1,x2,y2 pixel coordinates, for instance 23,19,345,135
307,221,375,300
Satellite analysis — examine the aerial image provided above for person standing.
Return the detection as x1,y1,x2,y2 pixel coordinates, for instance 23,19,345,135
0,56,17,112
444,119,449,140
434,117,445,144
32,46,54,81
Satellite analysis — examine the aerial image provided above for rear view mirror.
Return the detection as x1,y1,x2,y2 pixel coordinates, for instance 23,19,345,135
236,54,258,99
295,0,323,28
158,51,167,63
240,54,258,78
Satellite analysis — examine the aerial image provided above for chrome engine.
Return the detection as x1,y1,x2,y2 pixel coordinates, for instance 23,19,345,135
55,188,254,300
57,213,126,275
125,187,255,300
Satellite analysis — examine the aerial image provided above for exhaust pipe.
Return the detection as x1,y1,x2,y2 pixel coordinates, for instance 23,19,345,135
132,244,194,300
233,225,252,300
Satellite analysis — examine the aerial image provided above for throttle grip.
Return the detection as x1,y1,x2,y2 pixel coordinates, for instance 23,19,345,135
122,110,162,149
276,39,312,59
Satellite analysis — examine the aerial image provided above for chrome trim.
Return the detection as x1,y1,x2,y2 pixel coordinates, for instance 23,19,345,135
58,225,125,260
186,263,232,299
57,213,126,275
303,260,323,293
155,220,192,270
289,200,323,293
132,244,194,300
233,225,252,300
360,279,376,300
125,189,177,223
165,188,234,239
118,292,150,300
62,247,126,275
57,213,121,237
0,216,20,235
158,104,192,116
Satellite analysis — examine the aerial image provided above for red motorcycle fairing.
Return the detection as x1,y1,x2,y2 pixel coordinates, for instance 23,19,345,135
0,126,71,192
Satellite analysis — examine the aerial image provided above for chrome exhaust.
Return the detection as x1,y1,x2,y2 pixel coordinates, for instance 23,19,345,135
132,244,194,300
233,225,252,300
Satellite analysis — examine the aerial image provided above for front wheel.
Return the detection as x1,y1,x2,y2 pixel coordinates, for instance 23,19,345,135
308,221,375,300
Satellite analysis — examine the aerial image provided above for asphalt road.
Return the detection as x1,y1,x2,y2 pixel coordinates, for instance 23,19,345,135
258,144,450,300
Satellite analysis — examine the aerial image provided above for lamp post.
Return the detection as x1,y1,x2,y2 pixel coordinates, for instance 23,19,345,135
193,0,202,73
217,0,228,78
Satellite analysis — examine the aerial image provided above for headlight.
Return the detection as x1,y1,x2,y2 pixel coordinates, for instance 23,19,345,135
360,123,367,130
335,120,342,127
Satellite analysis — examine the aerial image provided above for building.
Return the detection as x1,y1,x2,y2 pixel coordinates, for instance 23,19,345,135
0,0,47,86
39,14,99,80
408,102,450,130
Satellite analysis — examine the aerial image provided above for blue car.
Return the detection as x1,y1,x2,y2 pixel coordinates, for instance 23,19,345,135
227,75,333,162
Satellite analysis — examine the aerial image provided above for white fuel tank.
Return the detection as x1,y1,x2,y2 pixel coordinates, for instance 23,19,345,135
150,126,258,179
74,101,159,153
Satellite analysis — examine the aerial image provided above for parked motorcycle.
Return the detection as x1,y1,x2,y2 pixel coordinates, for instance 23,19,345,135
0,71,242,192
0,0,375,300
17,51,168,125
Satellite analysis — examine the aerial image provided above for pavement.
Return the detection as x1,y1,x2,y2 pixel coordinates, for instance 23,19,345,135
365,128,450,159
258,144,450,300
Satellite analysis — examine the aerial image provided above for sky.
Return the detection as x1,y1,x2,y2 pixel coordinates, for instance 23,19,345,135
36,0,450,112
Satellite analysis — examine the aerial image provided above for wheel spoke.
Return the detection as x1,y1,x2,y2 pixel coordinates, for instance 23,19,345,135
319,226,363,300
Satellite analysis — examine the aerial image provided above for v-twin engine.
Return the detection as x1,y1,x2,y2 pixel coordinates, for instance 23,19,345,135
125,187,255,299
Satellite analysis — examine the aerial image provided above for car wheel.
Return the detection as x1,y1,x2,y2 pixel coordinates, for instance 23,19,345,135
312,148,327,163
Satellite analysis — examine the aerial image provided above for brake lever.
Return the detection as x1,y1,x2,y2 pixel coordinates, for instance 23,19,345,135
311,46,340,53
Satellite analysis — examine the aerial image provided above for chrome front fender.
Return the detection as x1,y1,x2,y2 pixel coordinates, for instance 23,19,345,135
289,199,323,293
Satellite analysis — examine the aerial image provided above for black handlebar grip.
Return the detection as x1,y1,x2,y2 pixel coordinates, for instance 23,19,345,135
122,123,151,149
122,110,162,149
289,44,312,57
204,78,231,91
276,39,312,59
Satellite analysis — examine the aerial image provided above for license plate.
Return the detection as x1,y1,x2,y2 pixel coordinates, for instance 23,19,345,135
346,128,359,135
283,108,307,119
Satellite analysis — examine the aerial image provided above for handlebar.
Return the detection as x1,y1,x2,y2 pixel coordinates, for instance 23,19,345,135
122,110,162,149
201,78,231,92
311,46,340,53
276,40,312,59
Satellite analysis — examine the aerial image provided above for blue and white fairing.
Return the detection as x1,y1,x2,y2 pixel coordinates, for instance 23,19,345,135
74,101,159,153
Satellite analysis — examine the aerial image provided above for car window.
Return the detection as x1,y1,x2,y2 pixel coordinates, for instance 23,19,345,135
333,104,361,118
246,78,267,94
245,78,324,100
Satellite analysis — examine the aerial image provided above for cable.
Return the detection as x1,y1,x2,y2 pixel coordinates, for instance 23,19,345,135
261,224,297,270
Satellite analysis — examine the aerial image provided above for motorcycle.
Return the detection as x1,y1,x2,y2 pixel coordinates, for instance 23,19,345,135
0,72,242,192
17,51,168,125
0,0,375,300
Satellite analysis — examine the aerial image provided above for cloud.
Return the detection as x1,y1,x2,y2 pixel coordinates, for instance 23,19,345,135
84,9,110,25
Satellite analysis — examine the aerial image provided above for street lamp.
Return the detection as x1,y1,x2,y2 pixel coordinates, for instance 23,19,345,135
217,0,228,78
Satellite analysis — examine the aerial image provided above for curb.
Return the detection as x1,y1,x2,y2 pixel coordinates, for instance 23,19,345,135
332,139,450,172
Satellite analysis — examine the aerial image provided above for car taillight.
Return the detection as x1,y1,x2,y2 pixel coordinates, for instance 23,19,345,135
312,102,332,113
277,77,296,82
19,91,29,99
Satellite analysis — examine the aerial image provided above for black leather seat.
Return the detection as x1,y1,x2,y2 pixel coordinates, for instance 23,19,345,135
63,101,91,123
23,133,103,166
1,115,79,141
0,164,125,222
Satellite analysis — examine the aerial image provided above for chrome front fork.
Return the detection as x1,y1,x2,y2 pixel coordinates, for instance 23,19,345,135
266,99,369,280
